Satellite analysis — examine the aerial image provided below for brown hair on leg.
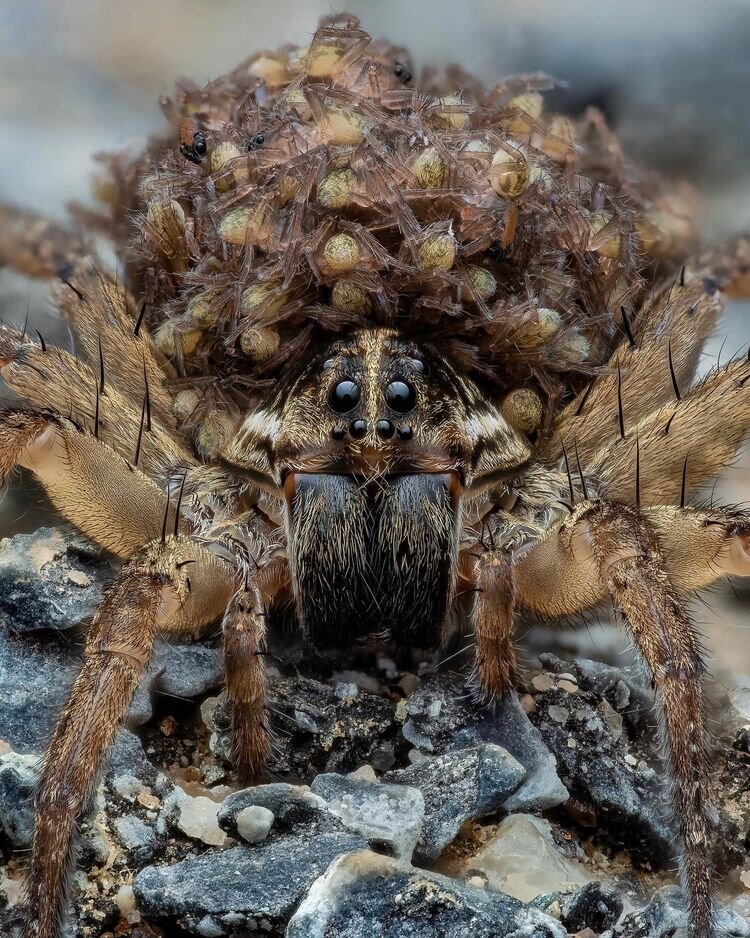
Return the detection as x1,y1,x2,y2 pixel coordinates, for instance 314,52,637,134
223,558,289,784
466,549,517,702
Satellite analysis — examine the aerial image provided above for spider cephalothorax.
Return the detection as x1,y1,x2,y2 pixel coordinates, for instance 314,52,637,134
0,11,749,938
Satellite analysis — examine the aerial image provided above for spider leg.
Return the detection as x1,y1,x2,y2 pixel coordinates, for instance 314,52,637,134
23,535,236,938
464,549,517,702
515,498,733,938
586,356,750,505
0,408,174,556
0,203,175,425
546,275,722,466
0,325,191,475
223,557,289,783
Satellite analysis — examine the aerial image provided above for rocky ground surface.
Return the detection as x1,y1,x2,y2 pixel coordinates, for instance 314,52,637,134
0,528,748,937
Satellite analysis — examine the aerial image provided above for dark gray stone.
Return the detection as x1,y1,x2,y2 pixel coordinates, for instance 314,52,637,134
209,677,398,779
561,881,623,932
601,886,750,938
218,783,333,838
0,528,108,633
402,675,568,812
133,833,367,933
113,815,158,864
384,743,525,861
529,677,675,863
287,850,567,938
0,752,37,848
0,626,78,753
310,772,425,860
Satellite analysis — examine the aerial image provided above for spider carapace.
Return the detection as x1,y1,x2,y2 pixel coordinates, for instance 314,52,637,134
0,12,749,938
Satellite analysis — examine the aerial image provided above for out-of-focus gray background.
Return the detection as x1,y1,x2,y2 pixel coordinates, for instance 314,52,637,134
0,0,749,675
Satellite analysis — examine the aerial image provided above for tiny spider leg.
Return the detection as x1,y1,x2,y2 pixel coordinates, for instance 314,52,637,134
23,535,236,938
513,498,750,938
222,556,289,784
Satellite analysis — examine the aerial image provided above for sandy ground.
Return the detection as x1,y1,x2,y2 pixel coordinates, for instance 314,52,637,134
0,0,748,679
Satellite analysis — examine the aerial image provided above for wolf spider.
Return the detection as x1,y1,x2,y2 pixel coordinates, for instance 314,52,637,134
1,15,750,938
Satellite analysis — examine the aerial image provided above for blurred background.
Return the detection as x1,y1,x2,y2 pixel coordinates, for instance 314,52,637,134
0,0,748,677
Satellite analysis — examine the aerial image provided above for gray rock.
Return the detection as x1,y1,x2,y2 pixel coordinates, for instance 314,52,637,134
235,806,274,844
310,772,425,860
0,528,108,633
287,849,567,938
384,743,525,861
529,677,675,863
402,675,568,812
208,677,398,778
218,783,332,838
0,751,37,847
113,815,158,864
601,886,750,938
133,833,367,933
561,881,623,932
0,626,78,753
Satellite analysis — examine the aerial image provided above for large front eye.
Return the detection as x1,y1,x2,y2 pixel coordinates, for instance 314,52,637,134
385,380,416,413
329,379,360,413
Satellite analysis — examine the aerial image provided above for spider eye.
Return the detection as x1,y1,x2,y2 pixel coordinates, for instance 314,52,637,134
385,380,416,413
248,132,265,151
329,379,360,413
393,62,412,84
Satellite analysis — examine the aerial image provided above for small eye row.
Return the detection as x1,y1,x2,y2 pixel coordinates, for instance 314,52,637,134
328,379,417,414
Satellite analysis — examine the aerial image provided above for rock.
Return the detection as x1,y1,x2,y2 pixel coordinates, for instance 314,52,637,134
208,677,398,778
286,849,567,938
133,833,367,934
0,627,78,753
601,886,750,938
235,806,274,844
176,793,227,847
0,751,37,848
151,641,224,699
561,882,623,932
402,675,568,812
218,783,332,838
113,815,158,864
528,672,674,863
384,743,525,861
0,528,108,633
470,814,592,902
310,772,425,860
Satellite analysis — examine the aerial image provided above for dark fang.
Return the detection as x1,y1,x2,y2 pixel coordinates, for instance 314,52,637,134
134,394,147,467
668,339,682,401
621,306,636,348
98,336,106,393
94,381,100,439
573,437,589,501
680,453,689,509
561,438,575,505
134,301,148,337
143,362,152,431
174,470,187,538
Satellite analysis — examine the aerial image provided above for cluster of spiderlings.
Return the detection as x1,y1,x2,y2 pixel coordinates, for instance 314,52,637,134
79,13,696,435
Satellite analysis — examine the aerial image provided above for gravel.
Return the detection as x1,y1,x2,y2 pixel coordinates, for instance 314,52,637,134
0,526,748,937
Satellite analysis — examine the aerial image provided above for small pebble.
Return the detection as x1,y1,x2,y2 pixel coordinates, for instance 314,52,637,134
532,673,556,692
177,794,227,847
235,805,275,844
548,705,570,724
